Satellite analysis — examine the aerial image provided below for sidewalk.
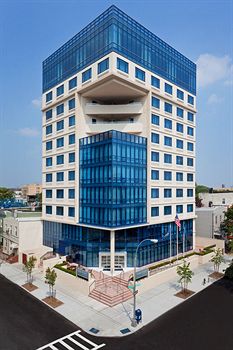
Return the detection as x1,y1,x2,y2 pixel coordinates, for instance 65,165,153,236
0,257,231,337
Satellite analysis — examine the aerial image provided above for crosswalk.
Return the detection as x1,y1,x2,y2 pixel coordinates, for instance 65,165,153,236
37,330,105,350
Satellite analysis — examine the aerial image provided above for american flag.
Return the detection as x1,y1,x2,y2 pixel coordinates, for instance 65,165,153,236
175,214,181,230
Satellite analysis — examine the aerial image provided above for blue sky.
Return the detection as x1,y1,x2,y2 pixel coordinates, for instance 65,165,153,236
0,0,232,188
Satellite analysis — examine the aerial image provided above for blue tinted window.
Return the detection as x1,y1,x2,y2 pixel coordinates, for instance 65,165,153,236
57,120,64,131
56,84,64,96
187,126,194,136
165,102,172,114
187,112,194,122
164,189,172,198
117,58,128,73
187,204,193,212
56,104,64,115
164,171,172,180
188,95,194,105
135,67,145,81
187,142,194,151
56,206,64,215
69,77,77,90
82,68,92,82
164,206,172,215
68,207,75,217
176,123,183,133
177,89,184,100
151,76,160,88
176,189,183,197
69,134,75,145
187,158,193,166
151,170,159,180
69,152,75,163
151,151,159,162
151,188,159,198
151,114,160,125
68,98,75,110
46,206,52,214
57,137,64,148
46,141,52,151
187,173,194,181
151,207,159,216
46,109,52,120
69,115,75,127
176,205,183,213
165,83,172,94
56,189,64,198
177,107,184,118
164,153,172,163
46,157,52,167
98,58,109,74
176,156,183,165
187,189,194,197
46,190,52,198
46,124,52,135
164,118,172,129
152,96,160,109
56,155,64,165
46,91,52,102
164,136,172,146
56,172,64,181
176,139,183,149
46,173,52,182
151,133,159,144
68,170,75,180
176,172,183,181
68,189,75,199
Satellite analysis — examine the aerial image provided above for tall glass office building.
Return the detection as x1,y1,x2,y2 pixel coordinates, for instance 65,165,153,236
42,5,196,271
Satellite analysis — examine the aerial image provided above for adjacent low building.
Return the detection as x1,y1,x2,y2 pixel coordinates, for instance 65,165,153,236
21,183,42,203
195,207,226,239
199,191,233,207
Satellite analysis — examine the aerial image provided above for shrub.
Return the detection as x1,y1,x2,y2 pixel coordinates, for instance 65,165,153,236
224,261,233,280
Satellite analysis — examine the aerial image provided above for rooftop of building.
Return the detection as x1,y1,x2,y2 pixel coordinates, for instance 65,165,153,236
4,210,42,219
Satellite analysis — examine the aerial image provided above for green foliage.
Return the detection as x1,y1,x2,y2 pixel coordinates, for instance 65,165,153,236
23,256,37,284
221,205,233,235
177,260,194,292
0,188,15,201
195,184,209,196
224,260,233,280
45,267,57,297
210,248,224,272
54,263,76,276
227,240,233,253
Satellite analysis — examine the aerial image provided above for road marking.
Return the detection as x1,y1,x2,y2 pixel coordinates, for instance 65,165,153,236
37,330,105,350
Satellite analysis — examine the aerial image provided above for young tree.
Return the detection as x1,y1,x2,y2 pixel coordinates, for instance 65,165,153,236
23,256,37,284
210,248,224,273
221,205,233,237
45,267,57,298
177,260,194,293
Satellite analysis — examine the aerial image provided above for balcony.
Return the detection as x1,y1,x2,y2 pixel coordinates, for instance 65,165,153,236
86,121,143,135
85,102,143,116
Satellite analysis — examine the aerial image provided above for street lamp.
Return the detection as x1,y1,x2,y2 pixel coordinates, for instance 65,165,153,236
131,238,158,327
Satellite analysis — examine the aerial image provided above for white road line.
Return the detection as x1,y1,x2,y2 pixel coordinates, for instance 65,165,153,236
67,336,89,350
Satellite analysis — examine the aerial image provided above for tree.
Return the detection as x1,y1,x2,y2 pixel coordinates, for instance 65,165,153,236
45,267,57,298
0,188,14,201
221,205,233,236
227,240,233,254
177,260,194,293
224,259,233,280
23,256,37,284
210,248,224,273
195,184,209,208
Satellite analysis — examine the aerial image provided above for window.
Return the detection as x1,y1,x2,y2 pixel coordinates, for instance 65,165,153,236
117,58,128,73
68,189,75,199
187,204,194,212
68,207,75,217
187,142,194,151
176,139,183,149
69,152,75,163
188,112,194,122
46,141,52,151
82,68,92,82
46,157,52,167
56,206,64,216
164,118,172,129
46,173,52,182
151,188,159,198
46,109,52,121
46,91,52,102
164,171,172,180
56,120,64,131
151,151,159,162
98,58,109,74
56,137,64,148
151,132,159,144
46,190,52,198
152,96,160,109
46,124,52,135
187,126,194,136
164,102,172,114
56,172,64,182
151,207,159,217
151,170,159,180
165,83,172,94
177,89,184,100
56,84,64,96
56,189,64,199
187,158,194,166
164,206,172,215
187,173,194,182
176,156,183,165
222,198,226,205
176,123,183,133
177,107,184,118
176,172,183,181
69,134,75,145
151,114,160,125
56,155,64,165
135,67,145,81
176,205,183,213
56,104,64,115
188,95,194,105
68,170,75,181
176,189,183,197
68,98,75,110
187,189,193,197
164,136,172,147
151,76,160,88
69,77,77,90
69,115,75,127
46,206,52,214
164,189,172,198
164,153,172,164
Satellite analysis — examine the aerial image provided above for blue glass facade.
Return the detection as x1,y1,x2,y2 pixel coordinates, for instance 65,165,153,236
79,130,147,228
43,219,193,267
43,5,196,94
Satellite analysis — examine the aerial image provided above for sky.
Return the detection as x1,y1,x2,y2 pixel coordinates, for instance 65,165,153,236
0,0,232,188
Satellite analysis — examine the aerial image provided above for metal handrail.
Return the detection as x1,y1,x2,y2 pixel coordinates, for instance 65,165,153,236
89,280,96,295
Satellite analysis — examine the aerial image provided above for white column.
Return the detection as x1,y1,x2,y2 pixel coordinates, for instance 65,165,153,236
110,230,115,275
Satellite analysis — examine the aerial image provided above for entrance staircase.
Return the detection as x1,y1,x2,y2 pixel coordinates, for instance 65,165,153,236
89,271,133,307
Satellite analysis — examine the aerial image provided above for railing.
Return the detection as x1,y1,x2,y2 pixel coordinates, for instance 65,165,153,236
89,280,96,295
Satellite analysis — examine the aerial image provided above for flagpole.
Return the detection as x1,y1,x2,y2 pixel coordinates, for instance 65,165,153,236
176,224,178,260
169,223,172,264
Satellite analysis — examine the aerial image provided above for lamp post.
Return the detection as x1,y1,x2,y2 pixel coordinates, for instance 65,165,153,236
131,238,158,327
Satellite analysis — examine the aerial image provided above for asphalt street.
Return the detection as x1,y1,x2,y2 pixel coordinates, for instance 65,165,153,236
0,273,233,350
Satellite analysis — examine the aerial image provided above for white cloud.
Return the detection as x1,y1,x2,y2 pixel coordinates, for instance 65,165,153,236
196,54,233,88
32,98,41,108
207,94,224,105
17,128,40,137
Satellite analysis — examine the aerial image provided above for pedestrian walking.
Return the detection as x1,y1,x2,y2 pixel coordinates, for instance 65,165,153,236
203,278,206,285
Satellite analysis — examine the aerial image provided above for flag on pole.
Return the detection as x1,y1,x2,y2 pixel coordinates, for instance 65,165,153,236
175,214,181,230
